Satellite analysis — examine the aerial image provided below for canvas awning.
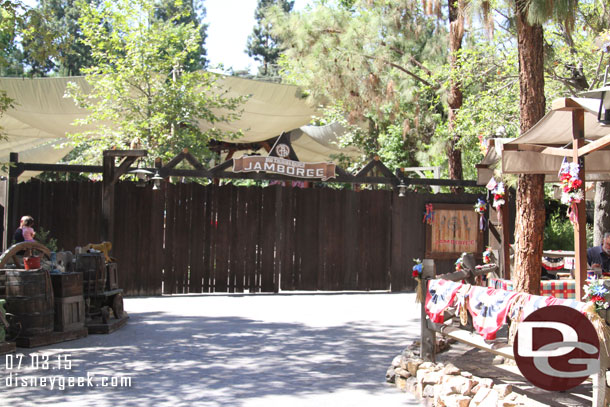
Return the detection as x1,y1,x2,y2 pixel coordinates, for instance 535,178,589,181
500,97,610,181
0,75,361,174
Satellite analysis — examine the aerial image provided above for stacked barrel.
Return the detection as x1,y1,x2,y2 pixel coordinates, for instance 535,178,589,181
2,268,54,338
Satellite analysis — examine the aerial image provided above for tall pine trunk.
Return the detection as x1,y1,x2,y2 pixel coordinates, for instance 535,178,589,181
447,0,464,193
594,182,610,245
513,0,546,294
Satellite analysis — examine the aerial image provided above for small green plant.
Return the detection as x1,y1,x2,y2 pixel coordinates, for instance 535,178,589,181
543,212,574,250
35,227,58,252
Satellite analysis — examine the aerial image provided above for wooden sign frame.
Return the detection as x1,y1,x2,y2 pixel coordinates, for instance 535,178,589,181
425,203,484,260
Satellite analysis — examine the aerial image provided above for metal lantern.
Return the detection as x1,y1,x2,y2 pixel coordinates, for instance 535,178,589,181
397,181,407,198
151,171,164,190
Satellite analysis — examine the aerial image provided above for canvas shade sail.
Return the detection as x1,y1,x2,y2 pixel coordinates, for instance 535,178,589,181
500,97,610,181
0,75,361,176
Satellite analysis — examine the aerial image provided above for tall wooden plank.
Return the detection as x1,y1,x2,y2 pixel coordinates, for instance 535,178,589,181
260,187,276,292
163,183,177,294
390,191,409,291
214,185,231,292
272,185,284,293
189,183,205,293
205,184,219,292
149,180,165,295
342,189,359,290
177,183,191,294
294,188,318,290
279,187,296,291
231,187,249,292
247,187,262,292
227,186,239,293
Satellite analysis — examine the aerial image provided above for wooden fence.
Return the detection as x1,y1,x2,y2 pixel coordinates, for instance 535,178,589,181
8,180,481,296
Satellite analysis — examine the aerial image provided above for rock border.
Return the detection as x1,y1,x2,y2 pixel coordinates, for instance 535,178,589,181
387,341,531,407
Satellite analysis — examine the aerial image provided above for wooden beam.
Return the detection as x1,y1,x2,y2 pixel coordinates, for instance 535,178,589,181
113,156,138,184
572,108,587,300
428,322,514,359
103,149,147,157
183,151,205,170
540,146,574,157
163,151,187,170
16,163,102,173
552,97,585,111
577,133,610,157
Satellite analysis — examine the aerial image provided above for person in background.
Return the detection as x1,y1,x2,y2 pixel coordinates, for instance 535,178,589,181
587,232,610,273
13,216,26,244
20,216,35,242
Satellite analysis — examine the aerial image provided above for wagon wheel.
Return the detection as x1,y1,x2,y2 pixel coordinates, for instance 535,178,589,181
0,241,52,268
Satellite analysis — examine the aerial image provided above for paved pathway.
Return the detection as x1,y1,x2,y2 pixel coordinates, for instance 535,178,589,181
0,292,422,406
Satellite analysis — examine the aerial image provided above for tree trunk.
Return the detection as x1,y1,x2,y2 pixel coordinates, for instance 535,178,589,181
513,0,546,294
447,0,464,193
594,182,610,246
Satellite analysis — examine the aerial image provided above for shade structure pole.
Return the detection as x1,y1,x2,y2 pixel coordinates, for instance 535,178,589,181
572,108,587,300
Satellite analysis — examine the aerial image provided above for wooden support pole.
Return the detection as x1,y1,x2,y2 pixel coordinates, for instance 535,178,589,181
501,200,511,280
101,153,115,243
572,109,587,300
6,152,19,250
420,259,436,362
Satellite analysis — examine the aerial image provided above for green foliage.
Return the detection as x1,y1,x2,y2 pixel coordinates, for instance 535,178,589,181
268,0,446,172
543,212,574,250
1,0,61,76
154,0,208,71
65,0,246,166
35,227,58,252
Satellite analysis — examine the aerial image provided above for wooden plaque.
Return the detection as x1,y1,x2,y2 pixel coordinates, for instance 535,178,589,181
425,203,484,259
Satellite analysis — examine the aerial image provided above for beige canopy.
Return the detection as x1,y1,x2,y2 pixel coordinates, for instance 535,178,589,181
501,97,610,181
0,75,361,173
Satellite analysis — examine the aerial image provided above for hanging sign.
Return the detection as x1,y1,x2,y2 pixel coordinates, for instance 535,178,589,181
232,132,336,181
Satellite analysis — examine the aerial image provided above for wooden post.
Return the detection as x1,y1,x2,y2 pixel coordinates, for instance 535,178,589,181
501,200,511,280
101,153,115,243
273,184,284,293
572,108,587,300
420,259,436,362
101,149,146,244
6,152,19,250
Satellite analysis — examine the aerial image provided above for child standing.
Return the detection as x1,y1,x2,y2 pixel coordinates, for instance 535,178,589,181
21,216,36,241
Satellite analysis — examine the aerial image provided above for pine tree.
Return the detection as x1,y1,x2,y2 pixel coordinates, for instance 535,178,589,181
245,0,294,77
154,0,208,71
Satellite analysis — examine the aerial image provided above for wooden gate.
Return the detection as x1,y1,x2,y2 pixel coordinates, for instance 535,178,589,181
8,180,480,295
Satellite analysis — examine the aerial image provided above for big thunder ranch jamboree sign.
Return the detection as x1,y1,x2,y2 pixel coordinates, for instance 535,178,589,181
232,133,336,181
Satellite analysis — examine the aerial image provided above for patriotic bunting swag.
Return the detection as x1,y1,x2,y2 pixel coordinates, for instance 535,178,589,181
424,279,463,323
423,278,609,351
466,286,520,340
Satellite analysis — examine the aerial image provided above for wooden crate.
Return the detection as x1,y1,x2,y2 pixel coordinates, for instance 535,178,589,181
54,295,85,332
51,272,83,298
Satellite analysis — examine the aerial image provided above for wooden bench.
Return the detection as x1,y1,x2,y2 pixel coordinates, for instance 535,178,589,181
418,260,609,407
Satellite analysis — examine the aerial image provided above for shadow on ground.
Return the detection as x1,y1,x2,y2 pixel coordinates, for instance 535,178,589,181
0,302,420,407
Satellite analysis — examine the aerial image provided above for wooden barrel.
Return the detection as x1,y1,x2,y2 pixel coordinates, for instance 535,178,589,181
4,270,54,337
76,253,107,296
